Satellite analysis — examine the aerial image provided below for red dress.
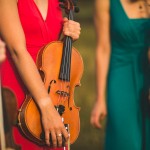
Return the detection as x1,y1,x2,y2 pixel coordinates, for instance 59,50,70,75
1,0,65,149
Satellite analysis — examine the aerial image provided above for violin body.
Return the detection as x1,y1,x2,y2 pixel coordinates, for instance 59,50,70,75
1,88,21,150
18,41,83,145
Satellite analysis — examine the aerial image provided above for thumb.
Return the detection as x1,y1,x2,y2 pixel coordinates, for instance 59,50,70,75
100,114,106,120
96,121,102,129
95,115,102,129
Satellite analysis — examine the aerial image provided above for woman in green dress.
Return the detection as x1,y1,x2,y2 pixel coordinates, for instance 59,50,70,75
91,0,150,150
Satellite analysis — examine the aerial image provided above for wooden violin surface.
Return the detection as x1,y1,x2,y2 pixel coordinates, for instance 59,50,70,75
18,41,83,146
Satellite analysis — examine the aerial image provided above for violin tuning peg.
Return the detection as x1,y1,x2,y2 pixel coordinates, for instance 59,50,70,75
72,0,78,6
59,4,65,9
74,6,80,13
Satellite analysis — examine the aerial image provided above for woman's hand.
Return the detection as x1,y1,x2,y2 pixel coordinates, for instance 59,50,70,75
91,100,107,129
39,98,69,147
63,17,81,41
0,40,6,64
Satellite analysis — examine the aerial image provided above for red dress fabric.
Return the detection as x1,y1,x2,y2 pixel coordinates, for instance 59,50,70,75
1,0,66,149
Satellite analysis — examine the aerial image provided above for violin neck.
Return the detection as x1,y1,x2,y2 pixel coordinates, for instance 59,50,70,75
59,10,74,82
68,10,74,21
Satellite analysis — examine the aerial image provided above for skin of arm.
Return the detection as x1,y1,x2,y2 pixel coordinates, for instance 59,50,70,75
91,0,111,129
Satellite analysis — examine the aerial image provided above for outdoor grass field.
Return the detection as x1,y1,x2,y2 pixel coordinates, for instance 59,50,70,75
70,1,106,150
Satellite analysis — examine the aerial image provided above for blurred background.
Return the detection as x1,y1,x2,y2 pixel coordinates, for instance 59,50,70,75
71,1,106,150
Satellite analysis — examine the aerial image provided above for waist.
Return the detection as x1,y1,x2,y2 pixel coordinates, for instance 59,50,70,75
109,45,149,70
111,41,149,51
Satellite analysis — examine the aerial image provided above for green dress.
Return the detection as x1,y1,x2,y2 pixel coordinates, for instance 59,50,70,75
106,0,150,150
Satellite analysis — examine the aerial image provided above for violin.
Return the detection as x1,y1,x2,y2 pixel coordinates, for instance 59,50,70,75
0,86,21,150
18,0,83,148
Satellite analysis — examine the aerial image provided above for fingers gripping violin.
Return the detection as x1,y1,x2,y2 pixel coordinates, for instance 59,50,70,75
18,0,83,148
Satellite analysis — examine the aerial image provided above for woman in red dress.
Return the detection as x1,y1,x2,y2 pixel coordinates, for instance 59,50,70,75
0,0,81,149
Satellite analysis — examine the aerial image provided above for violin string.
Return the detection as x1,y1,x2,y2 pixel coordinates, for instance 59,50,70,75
59,36,68,106
60,39,69,150
60,10,72,106
57,80,61,107
63,10,73,106
60,5,73,108
58,30,70,106
57,40,68,111
62,36,69,105
56,44,63,108
57,37,66,106
57,40,67,107
66,38,72,105
57,48,65,107
61,10,73,113
65,10,73,106
63,36,70,105
56,10,73,149
56,79,61,109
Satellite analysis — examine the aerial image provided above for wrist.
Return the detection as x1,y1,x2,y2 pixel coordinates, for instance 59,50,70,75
37,97,54,112
96,95,106,103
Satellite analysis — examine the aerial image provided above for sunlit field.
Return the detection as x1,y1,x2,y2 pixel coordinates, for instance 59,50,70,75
71,1,106,150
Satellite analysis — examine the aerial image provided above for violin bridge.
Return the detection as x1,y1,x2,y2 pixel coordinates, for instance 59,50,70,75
56,90,70,97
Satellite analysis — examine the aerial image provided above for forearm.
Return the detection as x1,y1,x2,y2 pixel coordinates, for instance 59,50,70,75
11,47,52,109
96,46,110,102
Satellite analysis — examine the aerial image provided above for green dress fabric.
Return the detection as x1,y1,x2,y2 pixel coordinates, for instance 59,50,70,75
106,0,150,150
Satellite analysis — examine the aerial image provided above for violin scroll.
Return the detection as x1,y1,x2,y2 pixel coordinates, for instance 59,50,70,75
59,0,80,14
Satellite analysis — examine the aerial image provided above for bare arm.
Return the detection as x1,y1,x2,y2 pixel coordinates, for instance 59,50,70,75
95,0,111,102
0,0,68,146
91,0,111,128
0,0,50,106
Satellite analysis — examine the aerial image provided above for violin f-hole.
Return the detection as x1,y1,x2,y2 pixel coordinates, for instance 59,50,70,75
48,80,56,94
